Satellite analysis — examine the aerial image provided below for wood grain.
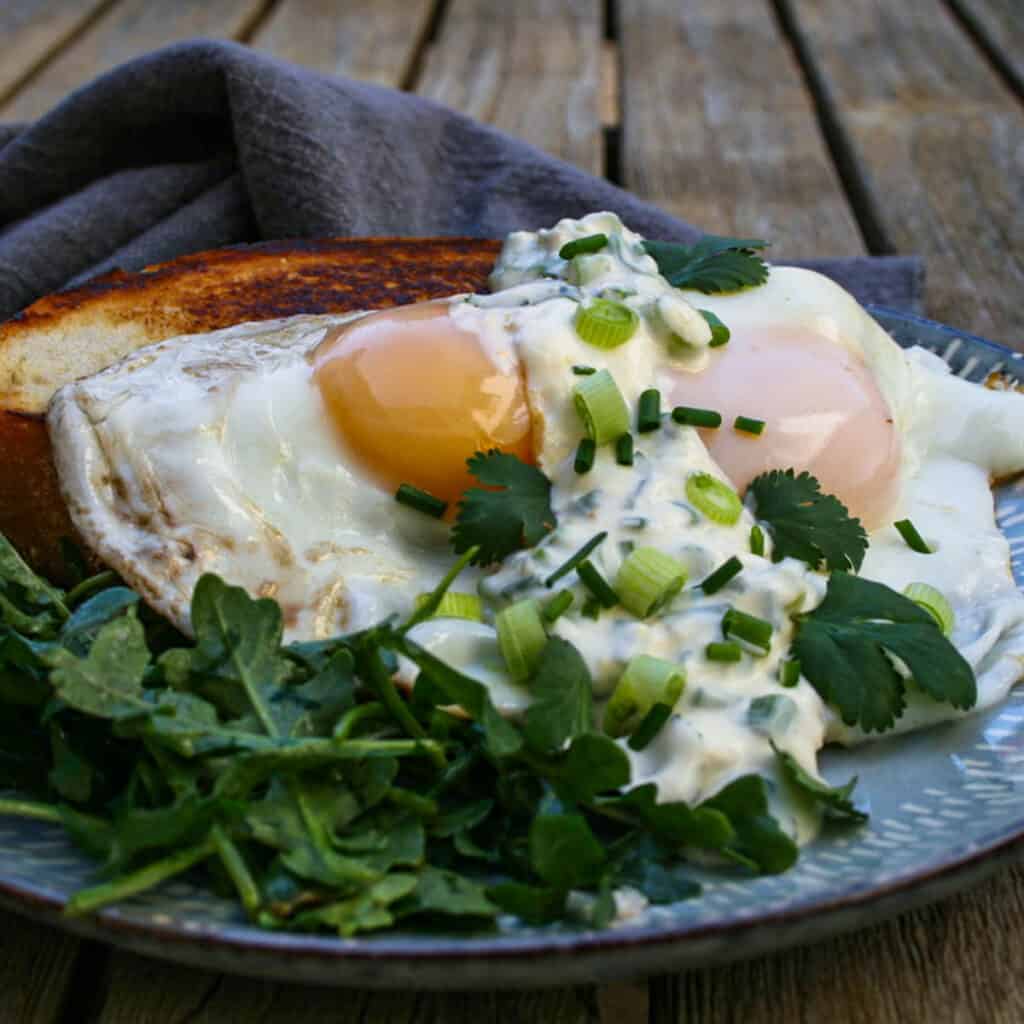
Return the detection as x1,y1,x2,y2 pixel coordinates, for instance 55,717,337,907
0,910,84,1023
783,0,1024,345
415,0,604,174
0,0,272,122
617,0,865,259
93,951,604,1023
250,0,436,89
948,0,1024,97
0,0,114,109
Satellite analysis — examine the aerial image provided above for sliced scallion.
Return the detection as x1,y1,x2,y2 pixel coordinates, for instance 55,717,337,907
779,658,801,687
734,415,766,436
671,406,722,429
903,582,954,635
413,591,482,622
603,655,686,738
686,472,743,525
495,600,547,682
616,432,635,466
573,368,631,444
574,300,639,350
700,555,743,595
894,518,932,554
628,703,673,751
722,607,773,653
574,437,597,475
705,641,742,663
559,233,609,260
544,531,608,587
542,590,574,623
637,389,662,433
750,524,765,557
699,309,731,347
572,364,596,375
577,560,619,608
615,546,687,618
395,483,447,519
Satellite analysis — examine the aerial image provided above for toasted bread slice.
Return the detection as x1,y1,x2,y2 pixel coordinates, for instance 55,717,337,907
0,238,500,579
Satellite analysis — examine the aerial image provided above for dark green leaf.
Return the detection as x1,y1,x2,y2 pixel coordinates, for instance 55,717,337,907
0,532,67,621
292,874,417,936
561,733,630,800
794,571,977,732
529,812,606,889
749,470,868,572
48,723,93,803
643,236,769,293
59,588,139,656
615,837,701,905
523,638,593,753
398,866,497,921
700,775,797,874
773,745,867,823
487,881,567,924
452,450,556,565
598,783,734,851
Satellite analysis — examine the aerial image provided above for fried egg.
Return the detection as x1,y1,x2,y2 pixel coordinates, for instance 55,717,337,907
47,212,1024,845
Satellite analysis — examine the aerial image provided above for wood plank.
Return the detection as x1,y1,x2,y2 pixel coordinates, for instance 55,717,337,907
415,0,604,175
0,0,114,109
783,0,1024,345
94,950,602,1023
0,911,86,1022
617,0,865,259
949,0,1024,97
250,0,436,90
659,864,1024,1024
0,0,271,122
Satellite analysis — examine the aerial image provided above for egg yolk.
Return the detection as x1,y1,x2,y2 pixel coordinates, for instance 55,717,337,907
313,301,534,506
667,326,901,529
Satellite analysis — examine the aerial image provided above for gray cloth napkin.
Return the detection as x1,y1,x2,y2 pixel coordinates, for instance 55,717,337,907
0,39,922,321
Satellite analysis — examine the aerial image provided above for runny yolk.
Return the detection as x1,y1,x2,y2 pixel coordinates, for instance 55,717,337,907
313,301,534,506
667,325,901,530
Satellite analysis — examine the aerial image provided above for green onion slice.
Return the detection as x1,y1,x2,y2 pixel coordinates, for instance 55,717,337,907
722,607,773,653
894,518,932,554
685,472,743,525
577,560,619,608
750,524,765,557
604,655,686,738
542,590,574,623
574,437,596,474
700,555,743,595
572,364,596,375
395,483,447,519
628,703,673,751
495,600,547,683
544,531,608,587
574,300,639,350
699,309,731,347
616,432,635,466
734,415,766,436
672,406,722,429
413,591,482,622
779,658,801,687
903,582,954,635
573,368,631,444
705,641,742,663
559,233,609,260
637,389,662,433
615,546,687,618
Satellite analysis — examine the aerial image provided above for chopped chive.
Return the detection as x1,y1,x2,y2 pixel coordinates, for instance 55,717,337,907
705,641,742,663
616,546,687,618
574,437,597,475
700,556,743,595
542,590,575,623
559,233,609,260
722,607,773,653
750,524,765,557
544,531,608,587
699,309,731,347
628,703,673,751
637,389,662,433
575,300,639,350
395,483,447,519
604,656,685,737
686,473,743,525
581,597,602,620
734,415,766,436
894,518,932,554
672,406,722,429
577,560,618,608
574,368,631,443
495,600,547,682
616,432,635,466
779,658,801,687
572,364,596,375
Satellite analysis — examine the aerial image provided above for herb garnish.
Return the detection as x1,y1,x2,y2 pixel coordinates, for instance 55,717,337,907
452,450,556,565
773,745,867,823
792,571,977,733
643,235,769,294
749,469,868,573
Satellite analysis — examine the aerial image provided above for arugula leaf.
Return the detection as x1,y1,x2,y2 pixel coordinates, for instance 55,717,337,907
292,874,417,936
700,775,798,874
644,235,769,293
48,723,93,803
749,470,868,572
452,450,556,565
0,531,68,627
529,812,606,890
523,638,593,753
46,610,150,719
59,588,139,656
793,572,977,733
773,745,867,823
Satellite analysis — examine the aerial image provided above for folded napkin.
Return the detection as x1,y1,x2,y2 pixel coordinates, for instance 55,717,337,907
0,39,921,321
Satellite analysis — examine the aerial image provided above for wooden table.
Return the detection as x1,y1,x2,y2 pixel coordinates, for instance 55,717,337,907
1,1,1022,1021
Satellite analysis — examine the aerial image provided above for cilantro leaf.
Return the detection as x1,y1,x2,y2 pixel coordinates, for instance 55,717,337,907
749,470,868,572
644,235,769,293
452,450,555,565
793,571,977,733
523,638,593,753
773,745,867,823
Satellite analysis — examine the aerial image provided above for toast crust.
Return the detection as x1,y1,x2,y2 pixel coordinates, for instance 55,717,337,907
0,237,500,578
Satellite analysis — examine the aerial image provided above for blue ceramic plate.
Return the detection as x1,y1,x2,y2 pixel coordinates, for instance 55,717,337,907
1,307,1022,989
